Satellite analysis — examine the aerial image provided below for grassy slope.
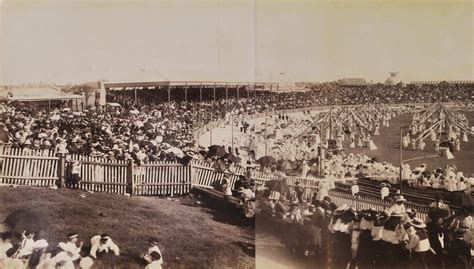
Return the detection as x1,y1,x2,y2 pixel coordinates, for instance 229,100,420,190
0,187,255,269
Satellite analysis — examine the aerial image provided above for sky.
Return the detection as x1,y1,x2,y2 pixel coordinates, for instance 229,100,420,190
0,0,472,84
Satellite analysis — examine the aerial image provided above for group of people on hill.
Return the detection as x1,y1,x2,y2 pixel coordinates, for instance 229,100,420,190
0,230,163,269
256,189,473,269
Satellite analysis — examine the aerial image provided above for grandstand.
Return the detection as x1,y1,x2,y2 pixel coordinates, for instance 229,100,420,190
101,80,279,103
337,78,371,87
410,80,474,85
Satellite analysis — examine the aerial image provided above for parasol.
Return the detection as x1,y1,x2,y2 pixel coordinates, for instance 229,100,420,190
224,153,240,163
265,179,290,194
257,156,277,167
207,145,227,157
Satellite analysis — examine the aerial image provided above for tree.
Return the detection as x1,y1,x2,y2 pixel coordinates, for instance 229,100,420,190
71,85,96,108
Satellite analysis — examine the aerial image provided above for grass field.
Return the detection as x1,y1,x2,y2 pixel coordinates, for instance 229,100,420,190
346,111,474,177
0,187,255,269
206,110,474,178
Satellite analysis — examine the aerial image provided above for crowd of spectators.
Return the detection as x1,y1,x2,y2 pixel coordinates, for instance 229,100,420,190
256,189,473,269
0,83,472,165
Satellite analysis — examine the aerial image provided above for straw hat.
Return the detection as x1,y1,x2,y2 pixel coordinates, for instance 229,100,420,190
409,218,426,229
395,195,407,202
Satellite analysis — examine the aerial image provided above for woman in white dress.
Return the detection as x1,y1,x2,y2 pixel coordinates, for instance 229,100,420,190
349,138,355,149
418,140,426,151
454,138,461,151
430,130,437,141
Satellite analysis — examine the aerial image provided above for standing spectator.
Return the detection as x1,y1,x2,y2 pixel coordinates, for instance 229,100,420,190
294,181,305,204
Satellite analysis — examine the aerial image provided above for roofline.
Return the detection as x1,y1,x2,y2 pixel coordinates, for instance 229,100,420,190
103,80,279,89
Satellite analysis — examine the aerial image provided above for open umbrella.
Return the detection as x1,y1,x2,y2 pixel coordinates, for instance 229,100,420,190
257,156,277,167
207,145,227,157
265,179,290,193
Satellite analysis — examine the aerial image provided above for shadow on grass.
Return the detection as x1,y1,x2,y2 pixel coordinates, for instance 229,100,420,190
182,192,255,228
232,241,255,258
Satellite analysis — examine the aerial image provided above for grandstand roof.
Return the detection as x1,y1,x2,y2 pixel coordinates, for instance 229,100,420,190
410,80,474,85
337,78,370,86
0,83,82,101
104,80,278,90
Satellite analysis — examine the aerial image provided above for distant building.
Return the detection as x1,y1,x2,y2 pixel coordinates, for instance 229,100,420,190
410,80,474,86
0,83,82,108
294,82,321,88
337,78,370,87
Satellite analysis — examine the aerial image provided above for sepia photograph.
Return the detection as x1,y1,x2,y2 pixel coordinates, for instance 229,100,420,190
0,0,472,268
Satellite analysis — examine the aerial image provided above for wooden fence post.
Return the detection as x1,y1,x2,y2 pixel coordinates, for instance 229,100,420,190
58,154,66,188
127,159,135,195
190,163,195,189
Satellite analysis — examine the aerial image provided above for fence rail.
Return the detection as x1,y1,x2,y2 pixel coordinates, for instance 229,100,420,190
0,147,434,217
329,190,429,221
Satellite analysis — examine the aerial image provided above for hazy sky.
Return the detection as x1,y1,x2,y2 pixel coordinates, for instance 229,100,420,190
1,0,472,84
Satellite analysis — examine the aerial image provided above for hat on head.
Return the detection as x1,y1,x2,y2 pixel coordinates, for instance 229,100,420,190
409,218,426,229
406,208,417,218
334,204,349,215
67,232,78,239
150,251,162,261
148,237,160,245
395,195,407,202
100,233,110,240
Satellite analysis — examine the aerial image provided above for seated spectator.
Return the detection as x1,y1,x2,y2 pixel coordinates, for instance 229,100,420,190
145,250,163,269
58,232,83,261
13,230,35,259
89,233,120,259
142,237,163,264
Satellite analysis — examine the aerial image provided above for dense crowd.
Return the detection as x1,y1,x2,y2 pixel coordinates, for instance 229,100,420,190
256,190,473,269
1,83,472,158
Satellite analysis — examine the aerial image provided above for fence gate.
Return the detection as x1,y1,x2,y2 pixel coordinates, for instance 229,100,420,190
67,154,129,195
133,161,191,196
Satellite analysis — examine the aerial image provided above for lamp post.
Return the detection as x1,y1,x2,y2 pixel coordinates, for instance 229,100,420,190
399,127,404,193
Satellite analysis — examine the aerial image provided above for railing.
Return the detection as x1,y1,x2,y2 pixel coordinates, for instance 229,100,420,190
329,190,429,221
134,161,191,196
67,154,129,195
0,146,435,217
0,147,58,187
